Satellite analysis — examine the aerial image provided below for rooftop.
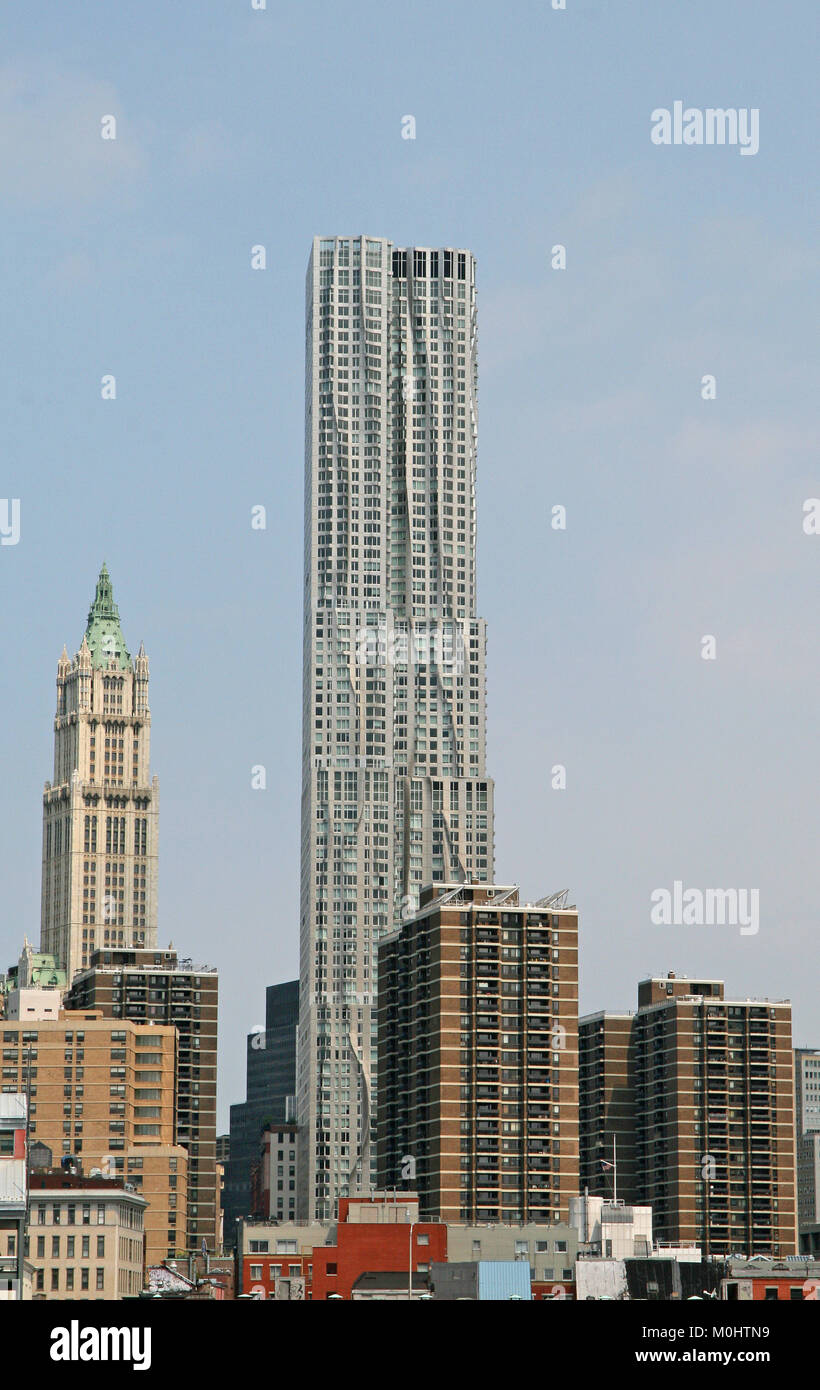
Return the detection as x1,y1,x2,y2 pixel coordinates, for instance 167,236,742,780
29,1173,146,1203
352,1271,430,1291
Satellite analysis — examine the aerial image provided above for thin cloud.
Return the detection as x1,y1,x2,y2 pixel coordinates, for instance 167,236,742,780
0,59,145,207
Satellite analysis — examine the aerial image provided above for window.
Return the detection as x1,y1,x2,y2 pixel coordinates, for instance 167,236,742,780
764,1287,778,1301
249,1264,263,1281
96,1269,105,1291
97,1235,105,1258
51,1269,59,1291
81,1268,89,1290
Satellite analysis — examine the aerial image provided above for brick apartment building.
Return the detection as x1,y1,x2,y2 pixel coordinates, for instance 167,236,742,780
580,973,797,1256
64,947,218,1254
1,1011,184,1263
376,882,579,1223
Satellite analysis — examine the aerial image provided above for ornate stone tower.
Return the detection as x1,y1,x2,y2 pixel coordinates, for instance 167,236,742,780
40,564,159,981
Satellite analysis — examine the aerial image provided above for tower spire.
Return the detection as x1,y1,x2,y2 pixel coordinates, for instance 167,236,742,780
84,562,131,670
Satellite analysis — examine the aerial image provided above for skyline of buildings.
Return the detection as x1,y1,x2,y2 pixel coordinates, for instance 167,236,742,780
0,235,814,1298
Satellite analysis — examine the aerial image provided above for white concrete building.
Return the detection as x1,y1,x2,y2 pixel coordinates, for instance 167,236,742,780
4,988,61,1022
570,1195,653,1258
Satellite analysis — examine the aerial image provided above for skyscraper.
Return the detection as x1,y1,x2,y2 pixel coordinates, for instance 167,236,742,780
224,979,299,1241
40,565,159,982
298,236,495,1218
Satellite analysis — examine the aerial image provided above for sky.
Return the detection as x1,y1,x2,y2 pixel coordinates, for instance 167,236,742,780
0,0,817,1132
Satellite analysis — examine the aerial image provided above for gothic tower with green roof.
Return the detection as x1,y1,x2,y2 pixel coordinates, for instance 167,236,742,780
40,565,159,980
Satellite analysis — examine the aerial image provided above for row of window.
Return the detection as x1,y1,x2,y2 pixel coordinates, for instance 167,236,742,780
34,1267,106,1292
34,1203,107,1225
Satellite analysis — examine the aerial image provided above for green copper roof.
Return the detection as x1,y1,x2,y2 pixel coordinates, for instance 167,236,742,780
84,563,131,670
27,955,67,989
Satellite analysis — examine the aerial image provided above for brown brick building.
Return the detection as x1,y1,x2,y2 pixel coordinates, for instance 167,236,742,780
579,973,797,1256
578,1011,636,1200
376,882,579,1223
63,947,218,1254
0,1012,183,1264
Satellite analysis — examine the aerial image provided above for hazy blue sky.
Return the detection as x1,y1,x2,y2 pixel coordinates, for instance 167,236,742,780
1,1,817,1129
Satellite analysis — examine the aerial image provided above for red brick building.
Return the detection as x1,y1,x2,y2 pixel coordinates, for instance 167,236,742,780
310,1196,446,1300
721,1258,820,1301
238,1194,446,1300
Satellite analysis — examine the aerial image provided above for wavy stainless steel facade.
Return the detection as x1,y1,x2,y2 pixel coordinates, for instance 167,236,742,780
297,236,495,1219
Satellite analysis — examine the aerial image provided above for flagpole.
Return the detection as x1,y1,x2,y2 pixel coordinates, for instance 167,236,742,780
613,1134,617,1204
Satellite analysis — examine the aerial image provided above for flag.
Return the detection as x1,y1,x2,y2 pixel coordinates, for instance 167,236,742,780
601,1159,615,1170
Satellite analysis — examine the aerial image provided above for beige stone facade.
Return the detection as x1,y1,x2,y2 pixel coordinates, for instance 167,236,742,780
40,566,158,983
28,1175,145,1299
125,1144,188,1261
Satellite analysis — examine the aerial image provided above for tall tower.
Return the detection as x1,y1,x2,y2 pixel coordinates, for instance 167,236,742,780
298,235,495,1218
40,564,159,981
